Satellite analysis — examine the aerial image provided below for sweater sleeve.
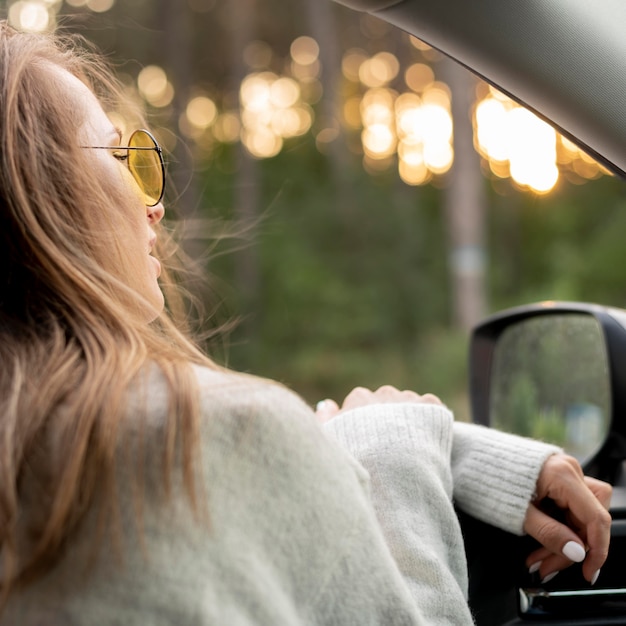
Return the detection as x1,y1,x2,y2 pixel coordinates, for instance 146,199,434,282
451,421,562,535
324,402,475,625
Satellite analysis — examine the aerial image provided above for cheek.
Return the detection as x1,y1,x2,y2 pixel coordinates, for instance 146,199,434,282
91,150,144,207
118,165,146,205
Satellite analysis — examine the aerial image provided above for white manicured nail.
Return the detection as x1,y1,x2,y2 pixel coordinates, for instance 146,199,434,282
316,400,327,412
591,570,600,586
528,561,542,574
542,571,559,584
562,541,586,562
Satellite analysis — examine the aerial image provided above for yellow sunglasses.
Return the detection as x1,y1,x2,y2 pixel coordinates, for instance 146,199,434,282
83,129,165,207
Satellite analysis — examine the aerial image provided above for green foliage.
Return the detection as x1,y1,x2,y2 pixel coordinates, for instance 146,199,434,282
203,144,626,421
489,175,626,310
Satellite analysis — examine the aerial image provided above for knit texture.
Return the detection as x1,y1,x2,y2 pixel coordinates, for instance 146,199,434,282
1,366,560,625
451,422,561,535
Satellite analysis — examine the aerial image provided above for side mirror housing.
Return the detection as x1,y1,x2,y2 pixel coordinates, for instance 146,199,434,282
470,301,626,487
467,301,626,622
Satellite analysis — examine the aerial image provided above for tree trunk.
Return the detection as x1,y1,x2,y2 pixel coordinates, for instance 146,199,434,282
441,59,488,332
229,0,262,339
158,0,199,257
303,0,353,218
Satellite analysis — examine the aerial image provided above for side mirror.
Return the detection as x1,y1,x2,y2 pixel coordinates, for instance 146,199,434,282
468,301,626,622
470,301,626,486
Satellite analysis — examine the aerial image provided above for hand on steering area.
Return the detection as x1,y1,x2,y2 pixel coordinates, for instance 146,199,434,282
524,453,612,585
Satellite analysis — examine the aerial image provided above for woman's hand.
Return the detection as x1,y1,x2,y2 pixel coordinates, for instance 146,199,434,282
315,385,443,423
524,453,612,585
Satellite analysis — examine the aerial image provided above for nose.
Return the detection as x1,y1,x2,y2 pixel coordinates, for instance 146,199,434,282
147,201,165,225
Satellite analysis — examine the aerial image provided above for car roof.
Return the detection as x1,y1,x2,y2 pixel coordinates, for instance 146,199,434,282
335,0,626,179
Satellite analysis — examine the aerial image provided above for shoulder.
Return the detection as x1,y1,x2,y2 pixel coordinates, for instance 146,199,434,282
131,362,356,482
192,364,312,416
130,362,313,431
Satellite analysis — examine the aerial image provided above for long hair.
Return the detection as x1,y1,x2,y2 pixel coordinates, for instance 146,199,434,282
0,21,216,599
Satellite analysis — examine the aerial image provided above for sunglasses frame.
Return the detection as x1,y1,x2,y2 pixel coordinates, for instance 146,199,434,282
82,129,165,207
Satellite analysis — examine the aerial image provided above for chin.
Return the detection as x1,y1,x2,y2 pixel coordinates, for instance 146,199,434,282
146,288,165,322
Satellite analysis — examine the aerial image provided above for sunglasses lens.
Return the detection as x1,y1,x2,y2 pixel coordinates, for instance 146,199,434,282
128,130,164,206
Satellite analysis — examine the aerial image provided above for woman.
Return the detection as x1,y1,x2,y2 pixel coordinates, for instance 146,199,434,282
0,22,611,625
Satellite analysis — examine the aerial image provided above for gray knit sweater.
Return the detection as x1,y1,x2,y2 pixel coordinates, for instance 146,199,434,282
2,365,560,625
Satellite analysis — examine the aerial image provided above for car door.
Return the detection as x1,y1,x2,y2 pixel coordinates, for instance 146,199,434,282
331,2,626,624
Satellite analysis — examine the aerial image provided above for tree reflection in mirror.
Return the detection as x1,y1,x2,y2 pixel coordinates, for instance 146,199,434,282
490,314,611,464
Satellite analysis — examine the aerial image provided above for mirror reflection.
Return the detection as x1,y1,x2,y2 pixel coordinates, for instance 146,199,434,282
490,314,610,463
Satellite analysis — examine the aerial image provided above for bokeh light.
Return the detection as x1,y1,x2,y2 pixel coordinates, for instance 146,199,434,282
290,36,319,66
359,52,400,88
213,112,241,143
474,89,571,193
137,65,174,108
342,49,368,82
86,0,114,12
186,96,218,130
238,70,312,158
405,63,435,93
9,1,52,32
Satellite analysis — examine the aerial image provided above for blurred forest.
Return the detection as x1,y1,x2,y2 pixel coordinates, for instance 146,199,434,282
3,0,626,419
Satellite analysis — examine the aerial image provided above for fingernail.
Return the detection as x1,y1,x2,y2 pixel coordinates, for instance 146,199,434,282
528,561,542,574
542,571,559,584
562,541,586,562
316,400,327,412
591,570,600,586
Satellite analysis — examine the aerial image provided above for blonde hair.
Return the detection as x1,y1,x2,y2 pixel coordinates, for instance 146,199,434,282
0,21,216,598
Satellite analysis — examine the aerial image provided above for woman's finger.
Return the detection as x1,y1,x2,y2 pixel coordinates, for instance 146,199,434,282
526,454,612,582
526,546,578,583
315,399,340,422
524,503,587,564
584,476,613,509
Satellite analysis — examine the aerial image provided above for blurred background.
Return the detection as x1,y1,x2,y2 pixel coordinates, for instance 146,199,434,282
2,0,625,418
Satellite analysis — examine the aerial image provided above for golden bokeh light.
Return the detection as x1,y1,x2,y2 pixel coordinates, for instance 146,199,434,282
290,36,319,66
315,127,340,153
405,63,435,93
399,159,431,185
86,0,114,12
342,49,368,82
137,65,174,107
474,93,563,193
475,97,509,162
9,1,51,32
270,77,300,108
270,105,312,138
237,70,312,158
240,72,275,112
291,60,321,81
422,82,451,108
179,113,204,141
213,112,241,143
361,99,394,127
424,143,454,174
186,96,218,130
242,127,283,159
507,107,558,192
358,52,400,88
409,36,432,51
396,104,424,140
343,96,362,130
362,123,396,159
395,85,454,183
